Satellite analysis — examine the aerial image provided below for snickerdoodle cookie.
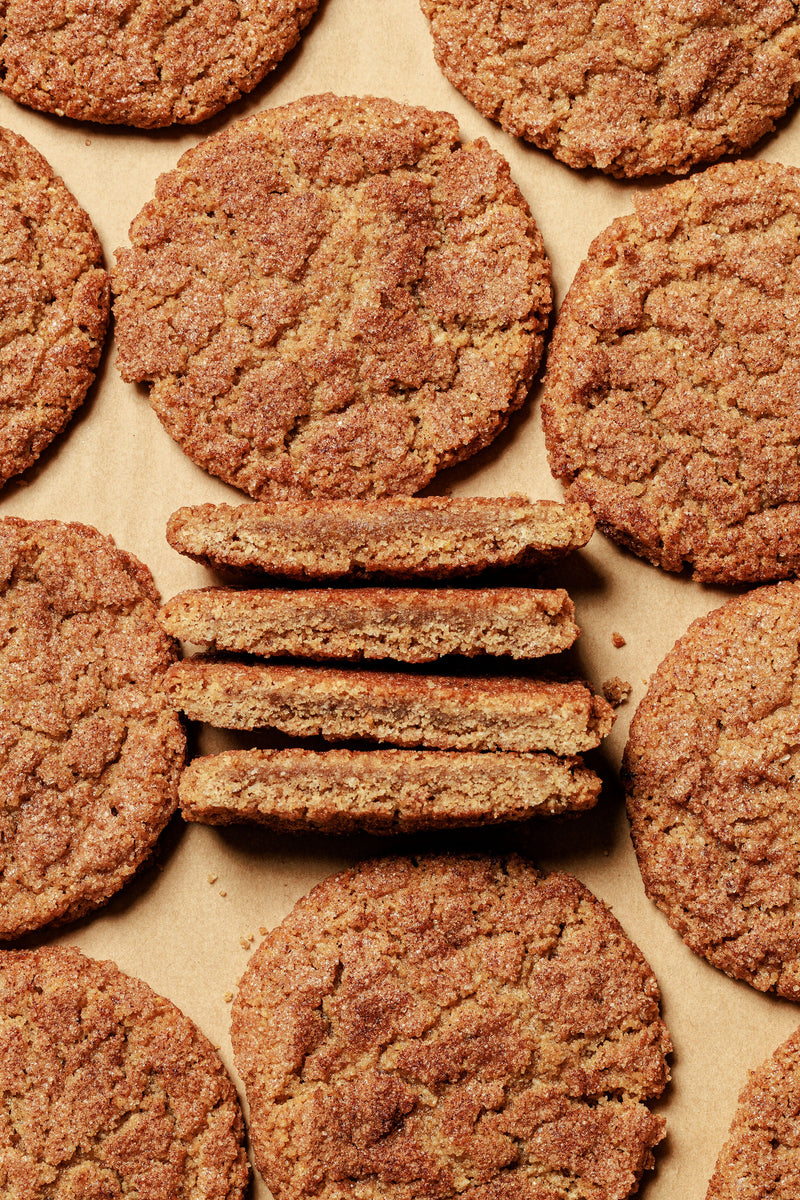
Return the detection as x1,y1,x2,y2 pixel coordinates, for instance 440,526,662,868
0,944,248,1198
543,161,800,584
420,0,800,176
0,518,185,938
0,128,108,490
113,94,552,499
625,581,800,999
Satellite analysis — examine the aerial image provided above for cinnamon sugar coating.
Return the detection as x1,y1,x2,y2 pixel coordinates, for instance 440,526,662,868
420,0,800,177
114,94,552,499
0,945,248,1199
543,161,800,584
231,854,671,1200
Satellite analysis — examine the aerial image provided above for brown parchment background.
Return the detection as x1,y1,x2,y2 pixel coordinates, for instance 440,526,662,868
2,2,799,1196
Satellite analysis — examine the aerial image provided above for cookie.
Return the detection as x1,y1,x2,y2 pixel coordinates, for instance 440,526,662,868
231,854,671,1200
0,0,319,127
165,496,595,580
706,1025,800,1200
157,585,580,663
542,161,800,584
624,581,800,999
0,517,185,939
0,128,109,490
178,747,601,832
420,0,800,177
113,94,552,499
164,659,614,753
0,944,248,1198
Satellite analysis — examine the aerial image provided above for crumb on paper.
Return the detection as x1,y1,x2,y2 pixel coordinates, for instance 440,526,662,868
602,676,632,706
223,991,233,1004
258,926,268,936
207,873,218,884
240,933,254,949
612,631,626,648
218,889,227,898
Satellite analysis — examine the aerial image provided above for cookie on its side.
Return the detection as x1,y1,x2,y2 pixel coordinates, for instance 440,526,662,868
420,0,800,177
0,0,319,127
706,1025,800,1199
231,854,671,1200
0,945,248,1199
178,747,601,832
624,581,800,999
157,585,579,662
165,497,594,580
543,161,800,584
0,518,185,939
164,659,614,753
0,128,109,490
114,94,552,499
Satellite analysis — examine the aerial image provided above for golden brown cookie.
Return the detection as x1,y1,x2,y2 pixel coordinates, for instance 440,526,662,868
157,585,579,662
0,517,185,939
706,1025,800,1199
543,161,800,584
625,581,800,999
0,0,319,127
113,94,552,499
231,854,671,1200
165,496,594,580
0,128,109,490
0,944,248,1198
420,0,800,177
178,747,601,832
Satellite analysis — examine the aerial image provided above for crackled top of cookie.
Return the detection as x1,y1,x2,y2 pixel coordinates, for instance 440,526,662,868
706,1025,800,1199
420,0,800,176
0,0,319,127
0,127,109,489
0,945,248,1199
542,161,800,584
231,854,671,1200
0,518,185,938
113,93,552,499
625,582,800,999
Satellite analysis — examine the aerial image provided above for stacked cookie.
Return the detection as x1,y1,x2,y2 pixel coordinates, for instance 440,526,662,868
160,494,613,834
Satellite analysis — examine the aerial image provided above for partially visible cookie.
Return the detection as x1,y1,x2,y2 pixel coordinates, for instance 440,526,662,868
0,128,109,489
178,747,601,832
0,518,185,939
0,944,248,1198
165,497,594,580
624,581,800,999
114,94,552,499
420,0,800,177
158,585,579,662
231,854,671,1200
706,1025,800,1199
164,659,614,753
543,161,800,584
0,0,319,127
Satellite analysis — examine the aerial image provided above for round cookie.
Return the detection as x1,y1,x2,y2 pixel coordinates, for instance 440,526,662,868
542,160,800,584
0,128,109,490
419,0,800,177
0,944,248,1198
0,0,319,128
231,854,671,1200
706,1025,800,1199
0,517,185,939
625,582,800,1000
113,93,552,500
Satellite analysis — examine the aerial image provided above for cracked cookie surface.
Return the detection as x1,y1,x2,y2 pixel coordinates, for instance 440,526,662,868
113,93,552,499
231,854,671,1200
0,0,319,127
542,161,800,583
0,945,248,1199
0,518,185,939
625,582,800,999
420,0,800,177
0,127,109,489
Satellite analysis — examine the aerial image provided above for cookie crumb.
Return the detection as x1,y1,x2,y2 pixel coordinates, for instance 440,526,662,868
258,926,268,936
224,990,233,1003
603,677,632,706
207,873,218,884
612,632,626,648
218,889,227,898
